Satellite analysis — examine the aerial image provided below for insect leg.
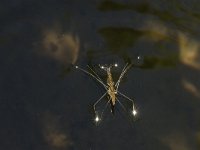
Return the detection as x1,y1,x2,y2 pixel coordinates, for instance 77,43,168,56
75,66,108,90
115,63,132,92
87,65,103,81
93,92,107,113
117,91,137,116
116,97,126,111
100,98,110,118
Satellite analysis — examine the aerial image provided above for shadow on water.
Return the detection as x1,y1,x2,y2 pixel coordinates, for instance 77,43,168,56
97,26,178,68
98,0,180,22
98,0,200,35
82,0,200,70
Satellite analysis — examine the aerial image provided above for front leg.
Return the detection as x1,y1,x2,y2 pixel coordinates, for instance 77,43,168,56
75,65,108,90
115,63,132,92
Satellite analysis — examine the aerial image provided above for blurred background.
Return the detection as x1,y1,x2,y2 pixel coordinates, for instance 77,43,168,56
0,0,200,149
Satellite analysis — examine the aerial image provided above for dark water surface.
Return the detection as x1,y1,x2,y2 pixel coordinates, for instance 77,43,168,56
1,0,200,150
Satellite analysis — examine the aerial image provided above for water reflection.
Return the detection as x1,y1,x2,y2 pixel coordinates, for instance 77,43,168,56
41,28,79,65
182,79,200,98
179,33,200,70
98,27,142,51
98,0,179,22
2,0,200,150
41,112,72,149
35,1,200,149
85,1,200,149
98,25,170,50
98,0,200,34
161,133,190,150
96,24,177,69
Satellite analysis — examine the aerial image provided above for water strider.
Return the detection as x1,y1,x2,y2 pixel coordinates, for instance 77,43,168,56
75,63,137,123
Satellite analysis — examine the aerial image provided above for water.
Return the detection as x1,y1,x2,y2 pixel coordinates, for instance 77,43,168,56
0,0,200,149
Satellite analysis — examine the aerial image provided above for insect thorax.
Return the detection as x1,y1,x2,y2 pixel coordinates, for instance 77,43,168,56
107,69,114,84
106,70,116,105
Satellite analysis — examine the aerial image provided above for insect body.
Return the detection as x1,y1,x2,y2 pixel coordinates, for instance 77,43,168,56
105,66,116,114
75,63,137,123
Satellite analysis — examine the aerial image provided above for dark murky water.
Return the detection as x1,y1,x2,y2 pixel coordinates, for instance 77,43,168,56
1,0,200,150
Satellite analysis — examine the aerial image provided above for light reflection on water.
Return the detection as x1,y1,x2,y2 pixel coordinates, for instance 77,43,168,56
1,0,200,150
